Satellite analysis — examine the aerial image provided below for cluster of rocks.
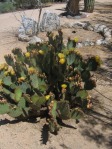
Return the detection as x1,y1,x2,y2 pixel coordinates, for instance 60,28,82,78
61,22,112,47
18,11,60,44
18,11,111,47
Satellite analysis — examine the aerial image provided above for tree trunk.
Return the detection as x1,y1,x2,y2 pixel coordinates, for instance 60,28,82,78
66,0,80,16
84,0,95,13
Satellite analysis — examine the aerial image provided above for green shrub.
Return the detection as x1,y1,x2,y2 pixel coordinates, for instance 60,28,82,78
0,30,101,133
0,2,15,13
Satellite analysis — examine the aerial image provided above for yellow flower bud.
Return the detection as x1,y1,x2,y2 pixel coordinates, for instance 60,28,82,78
45,95,50,100
4,71,9,76
25,52,30,58
61,84,67,89
74,37,78,43
38,50,44,55
18,77,26,83
59,58,66,64
58,53,65,59
10,69,15,75
95,56,102,65
28,67,36,74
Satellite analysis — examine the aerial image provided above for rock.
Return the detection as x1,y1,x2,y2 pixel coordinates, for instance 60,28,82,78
94,24,101,32
28,36,42,44
18,15,38,36
90,42,95,46
18,34,30,42
87,25,94,31
96,25,106,32
104,31,111,38
61,23,72,28
18,26,25,35
75,22,87,28
103,27,110,33
40,10,60,32
83,40,91,46
96,39,108,45
76,43,83,48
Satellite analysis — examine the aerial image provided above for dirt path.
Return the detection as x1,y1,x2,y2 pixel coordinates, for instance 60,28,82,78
0,1,112,149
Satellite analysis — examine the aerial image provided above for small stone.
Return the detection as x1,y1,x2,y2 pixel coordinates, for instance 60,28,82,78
76,22,87,28
87,25,94,31
103,27,110,34
28,36,42,44
61,22,73,28
90,42,95,46
96,39,108,45
97,25,106,32
83,40,90,46
94,24,101,32
40,10,60,32
104,32,111,38
105,37,111,41
67,15,73,19
18,26,25,35
76,43,83,48
18,34,30,42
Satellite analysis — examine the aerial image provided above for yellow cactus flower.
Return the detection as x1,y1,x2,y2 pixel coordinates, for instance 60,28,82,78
38,50,44,55
95,56,102,65
28,67,36,74
74,37,78,43
61,84,67,89
45,95,50,100
10,69,15,75
4,71,9,76
0,79,3,85
58,53,65,59
0,63,8,71
18,77,26,82
59,58,66,64
25,52,30,58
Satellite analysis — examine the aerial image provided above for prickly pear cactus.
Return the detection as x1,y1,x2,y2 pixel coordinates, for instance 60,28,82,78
0,30,101,133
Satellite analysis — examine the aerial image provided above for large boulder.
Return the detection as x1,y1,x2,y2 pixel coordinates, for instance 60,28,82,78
18,15,38,36
40,11,60,32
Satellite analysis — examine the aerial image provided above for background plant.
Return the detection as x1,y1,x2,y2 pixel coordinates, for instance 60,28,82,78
0,1,15,13
0,30,101,133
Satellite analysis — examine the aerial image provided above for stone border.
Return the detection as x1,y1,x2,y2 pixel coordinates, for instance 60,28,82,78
61,22,112,47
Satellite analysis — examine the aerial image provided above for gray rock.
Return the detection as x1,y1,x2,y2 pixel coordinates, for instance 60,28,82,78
76,43,83,48
87,25,94,31
104,31,111,38
94,24,101,32
40,10,60,32
19,15,38,36
18,34,30,42
96,25,106,32
103,27,110,34
105,37,111,41
72,23,83,29
90,42,95,46
75,22,87,28
18,26,25,35
28,36,42,44
96,39,108,45
83,40,91,46
61,23,73,28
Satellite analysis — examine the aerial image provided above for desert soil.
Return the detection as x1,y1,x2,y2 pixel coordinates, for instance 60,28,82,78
0,0,112,149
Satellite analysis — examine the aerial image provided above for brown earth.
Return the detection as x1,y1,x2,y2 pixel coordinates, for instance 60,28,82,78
0,0,112,149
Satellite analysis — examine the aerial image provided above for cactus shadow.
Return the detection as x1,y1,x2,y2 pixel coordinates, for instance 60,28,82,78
0,118,20,126
40,124,49,145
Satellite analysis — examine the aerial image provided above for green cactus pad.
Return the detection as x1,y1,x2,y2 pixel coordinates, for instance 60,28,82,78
76,90,88,100
0,103,10,114
57,101,71,120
